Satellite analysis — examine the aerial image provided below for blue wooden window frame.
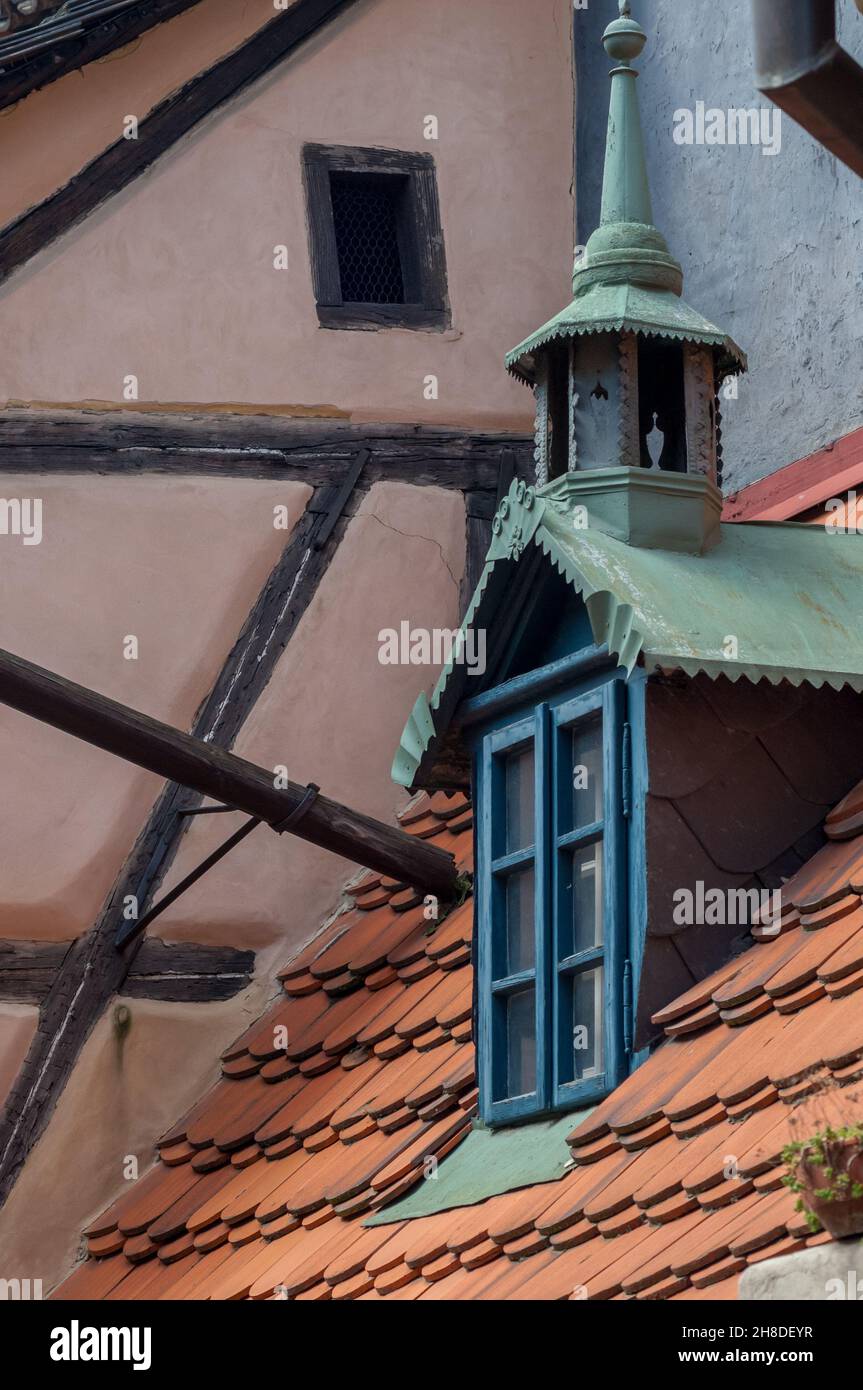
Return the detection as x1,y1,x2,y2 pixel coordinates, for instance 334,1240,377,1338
478,675,628,1126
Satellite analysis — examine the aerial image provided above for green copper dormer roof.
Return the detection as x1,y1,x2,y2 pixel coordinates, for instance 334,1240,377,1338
505,283,746,387
392,477,863,791
506,1,746,386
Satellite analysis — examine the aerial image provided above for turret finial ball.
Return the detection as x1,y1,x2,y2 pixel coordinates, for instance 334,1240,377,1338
603,2,647,65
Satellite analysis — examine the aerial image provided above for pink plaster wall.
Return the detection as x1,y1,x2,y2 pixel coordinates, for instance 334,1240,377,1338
0,0,575,427
0,995,264,1291
0,0,577,1280
0,476,310,939
0,0,279,229
149,481,466,967
0,482,466,1285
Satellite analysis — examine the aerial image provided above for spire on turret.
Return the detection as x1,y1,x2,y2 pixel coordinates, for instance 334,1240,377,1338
600,0,652,225
505,0,746,547
576,0,682,298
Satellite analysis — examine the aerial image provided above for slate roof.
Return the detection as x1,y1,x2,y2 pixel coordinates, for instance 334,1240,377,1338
51,777,863,1302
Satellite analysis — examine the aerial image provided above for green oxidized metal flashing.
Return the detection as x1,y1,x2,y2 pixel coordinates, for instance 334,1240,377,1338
392,477,863,789
506,0,746,386
391,2,856,793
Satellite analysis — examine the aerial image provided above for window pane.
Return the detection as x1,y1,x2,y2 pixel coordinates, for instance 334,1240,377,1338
572,968,603,1079
505,868,535,975
330,172,406,304
571,719,603,829
505,746,535,854
566,840,604,955
506,988,536,1098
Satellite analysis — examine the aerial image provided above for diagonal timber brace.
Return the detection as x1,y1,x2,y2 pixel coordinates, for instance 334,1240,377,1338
0,645,459,916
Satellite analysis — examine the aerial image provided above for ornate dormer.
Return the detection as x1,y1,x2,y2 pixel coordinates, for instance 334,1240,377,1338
507,1,746,553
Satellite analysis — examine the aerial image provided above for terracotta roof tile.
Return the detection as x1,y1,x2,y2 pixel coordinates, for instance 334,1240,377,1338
774,981,826,1013
651,957,744,1028
648,1193,699,1224
102,1260,170,1301
195,1222,230,1252
55,790,863,1303
352,887,391,912
487,1182,564,1244
116,1161,201,1238
826,967,863,999
799,893,861,928
417,1261,505,1300
764,906,863,997
87,1230,125,1258
160,1140,196,1166
536,1153,635,1236
826,778,863,840
354,971,444,1047
637,1273,689,1300
134,1252,203,1299
711,929,806,1009
123,1233,157,1263
480,1249,560,1299
549,1216,601,1251
818,922,863,981
784,837,863,912
691,1254,747,1289
397,812,447,842
673,1275,739,1300
429,791,471,821
148,1166,236,1245
414,1026,449,1051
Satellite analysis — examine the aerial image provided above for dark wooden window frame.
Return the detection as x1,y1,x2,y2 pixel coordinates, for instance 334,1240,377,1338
302,143,450,332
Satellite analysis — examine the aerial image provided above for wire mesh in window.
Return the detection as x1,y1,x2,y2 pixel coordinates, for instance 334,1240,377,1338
329,172,407,305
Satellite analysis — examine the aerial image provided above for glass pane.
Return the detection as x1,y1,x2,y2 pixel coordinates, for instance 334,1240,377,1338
571,719,603,830
566,840,604,955
572,967,603,1080
505,868,535,975
505,745,535,854
506,988,536,1098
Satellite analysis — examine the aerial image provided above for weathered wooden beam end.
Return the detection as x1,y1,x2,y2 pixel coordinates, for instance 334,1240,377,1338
0,645,460,909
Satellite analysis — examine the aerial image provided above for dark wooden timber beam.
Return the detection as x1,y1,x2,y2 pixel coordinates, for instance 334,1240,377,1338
0,938,254,1005
0,2,204,114
0,412,534,488
0,0,364,285
0,939,71,1005
0,646,459,900
122,939,256,1002
0,457,414,1204
460,449,518,618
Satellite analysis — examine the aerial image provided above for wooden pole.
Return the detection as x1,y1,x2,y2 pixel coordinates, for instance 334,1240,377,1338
0,646,458,899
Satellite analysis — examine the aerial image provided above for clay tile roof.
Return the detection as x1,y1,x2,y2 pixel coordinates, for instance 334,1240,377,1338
53,777,863,1302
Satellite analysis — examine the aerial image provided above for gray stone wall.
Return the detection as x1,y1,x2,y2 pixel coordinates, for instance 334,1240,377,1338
575,0,863,491
740,1238,863,1300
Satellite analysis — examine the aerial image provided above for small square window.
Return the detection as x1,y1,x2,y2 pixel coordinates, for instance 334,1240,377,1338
303,144,450,331
329,173,407,305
